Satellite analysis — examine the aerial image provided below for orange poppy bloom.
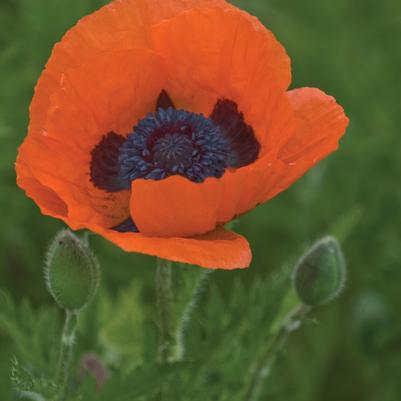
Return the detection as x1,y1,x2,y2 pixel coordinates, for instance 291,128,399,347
16,0,349,269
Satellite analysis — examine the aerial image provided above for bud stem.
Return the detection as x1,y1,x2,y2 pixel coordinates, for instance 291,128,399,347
243,303,310,401
156,258,173,364
56,310,78,400
17,392,46,401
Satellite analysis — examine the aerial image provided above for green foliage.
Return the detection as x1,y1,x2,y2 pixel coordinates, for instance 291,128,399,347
1,264,308,401
181,272,296,401
11,357,35,393
89,264,303,401
11,357,57,401
0,292,60,376
0,292,60,400
99,281,147,367
352,292,399,356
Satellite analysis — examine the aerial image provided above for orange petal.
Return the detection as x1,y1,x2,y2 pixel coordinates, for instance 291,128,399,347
145,6,294,222
22,0,294,234
213,86,297,220
206,95,296,223
279,88,348,161
151,6,291,141
131,176,222,237
216,161,282,221
16,164,68,219
207,87,348,220
127,94,295,234
130,168,275,235
48,51,166,140
28,0,229,139
265,87,349,200
90,224,251,269
16,49,166,229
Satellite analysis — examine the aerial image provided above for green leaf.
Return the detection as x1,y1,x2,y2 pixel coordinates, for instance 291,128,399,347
0,291,60,376
99,282,146,368
11,357,34,392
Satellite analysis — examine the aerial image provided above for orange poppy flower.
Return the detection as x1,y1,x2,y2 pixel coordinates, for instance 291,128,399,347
16,0,349,269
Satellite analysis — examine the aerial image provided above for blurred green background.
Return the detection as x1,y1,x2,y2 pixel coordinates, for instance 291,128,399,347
1,0,401,400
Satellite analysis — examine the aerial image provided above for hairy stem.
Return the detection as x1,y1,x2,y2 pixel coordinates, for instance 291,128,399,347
56,310,78,400
18,392,46,401
174,270,211,361
244,304,311,401
156,258,173,363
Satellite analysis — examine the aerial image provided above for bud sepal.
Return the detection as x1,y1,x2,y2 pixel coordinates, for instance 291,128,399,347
293,236,346,306
45,229,100,312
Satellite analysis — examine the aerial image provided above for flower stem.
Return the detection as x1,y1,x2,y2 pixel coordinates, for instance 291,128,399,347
174,270,211,361
56,310,78,400
156,258,173,363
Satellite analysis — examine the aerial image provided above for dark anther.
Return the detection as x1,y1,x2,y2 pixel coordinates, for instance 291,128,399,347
156,90,176,110
119,108,230,183
112,217,139,233
210,99,260,168
91,96,259,195
90,132,130,192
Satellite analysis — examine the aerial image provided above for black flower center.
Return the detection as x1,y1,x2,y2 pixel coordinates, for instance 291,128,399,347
153,133,194,171
118,107,231,183
89,90,261,233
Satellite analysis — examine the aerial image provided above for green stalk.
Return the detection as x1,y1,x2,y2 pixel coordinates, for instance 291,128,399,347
56,310,78,400
156,258,174,363
18,392,46,401
174,270,211,361
243,304,311,401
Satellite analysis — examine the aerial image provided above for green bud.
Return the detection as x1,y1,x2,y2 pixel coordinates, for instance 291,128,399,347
45,229,100,312
293,236,346,306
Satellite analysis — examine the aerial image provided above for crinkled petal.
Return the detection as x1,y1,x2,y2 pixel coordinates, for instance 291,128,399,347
16,164,68,219
263,87,349,201
279,88,349,162
197,87,348,222
151,6,291,146
28,0,229,138
145,6,294,225
16,49,166,228
131,176,222,237
90,224,252,269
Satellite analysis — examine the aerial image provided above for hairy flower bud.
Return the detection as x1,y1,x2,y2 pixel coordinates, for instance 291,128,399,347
293,236,346,306
45,230,100,312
